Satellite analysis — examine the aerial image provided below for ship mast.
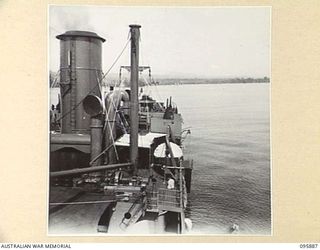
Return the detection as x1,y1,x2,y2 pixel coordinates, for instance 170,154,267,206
129,24,141,175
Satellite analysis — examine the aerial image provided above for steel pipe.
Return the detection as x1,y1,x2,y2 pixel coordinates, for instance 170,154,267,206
50,162,132,178
50,133,90,145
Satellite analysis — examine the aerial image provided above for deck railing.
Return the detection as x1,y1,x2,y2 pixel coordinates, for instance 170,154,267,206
146,187,183,213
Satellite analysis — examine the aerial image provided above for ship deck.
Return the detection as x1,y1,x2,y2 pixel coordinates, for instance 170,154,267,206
49,187,115,234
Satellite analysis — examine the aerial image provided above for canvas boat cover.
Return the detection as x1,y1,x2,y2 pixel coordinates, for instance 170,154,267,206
153,142,183,158
115,132,166,149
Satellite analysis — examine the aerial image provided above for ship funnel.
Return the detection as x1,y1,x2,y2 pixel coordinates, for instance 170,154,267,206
56,30,105,133
83,94,104,117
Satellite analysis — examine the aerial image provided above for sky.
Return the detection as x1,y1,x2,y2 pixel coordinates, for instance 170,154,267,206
49,6,270,78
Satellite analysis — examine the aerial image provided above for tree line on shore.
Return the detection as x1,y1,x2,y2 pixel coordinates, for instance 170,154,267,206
49,71,270,87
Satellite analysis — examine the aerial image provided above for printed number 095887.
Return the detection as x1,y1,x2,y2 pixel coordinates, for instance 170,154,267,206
300,244,318,248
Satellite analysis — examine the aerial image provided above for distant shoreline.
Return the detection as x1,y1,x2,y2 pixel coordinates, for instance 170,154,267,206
112,77,270,87
155,77,270,86
49,70,270,87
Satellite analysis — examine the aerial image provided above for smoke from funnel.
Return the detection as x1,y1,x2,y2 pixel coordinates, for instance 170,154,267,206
50,6,96,33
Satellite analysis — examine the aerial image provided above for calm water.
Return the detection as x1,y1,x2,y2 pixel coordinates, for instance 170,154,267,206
148,83,271,235
51,83,271,235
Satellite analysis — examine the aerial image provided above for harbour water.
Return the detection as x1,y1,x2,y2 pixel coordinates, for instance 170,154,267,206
50,82,271,235
150,83,271,235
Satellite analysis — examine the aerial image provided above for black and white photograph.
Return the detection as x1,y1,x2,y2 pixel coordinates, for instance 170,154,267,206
48,6,271,235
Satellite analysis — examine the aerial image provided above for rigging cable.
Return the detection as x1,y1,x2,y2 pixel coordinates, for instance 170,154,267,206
50,69,60,88
104,90,121,162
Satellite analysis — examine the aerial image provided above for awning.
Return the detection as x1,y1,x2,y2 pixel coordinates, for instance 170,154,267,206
115,132,166,149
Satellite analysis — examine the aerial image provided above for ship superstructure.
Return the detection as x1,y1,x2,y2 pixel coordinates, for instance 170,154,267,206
49,25,193,234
